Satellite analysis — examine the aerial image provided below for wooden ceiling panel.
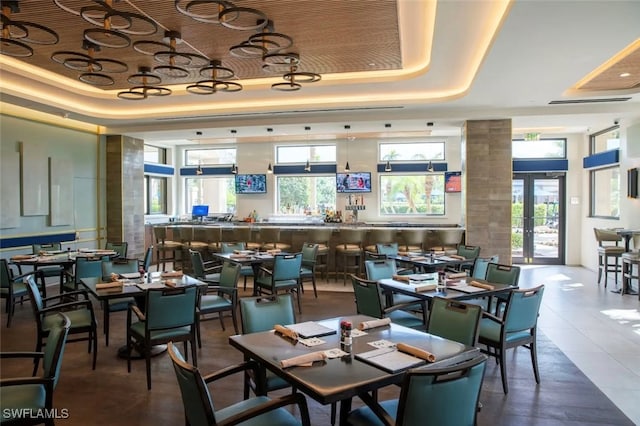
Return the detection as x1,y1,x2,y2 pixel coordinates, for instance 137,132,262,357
4,0,401,90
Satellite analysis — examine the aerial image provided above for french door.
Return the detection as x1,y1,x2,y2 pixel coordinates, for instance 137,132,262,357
512,173,565,264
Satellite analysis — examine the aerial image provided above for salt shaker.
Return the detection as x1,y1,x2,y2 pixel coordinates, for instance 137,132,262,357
340,320,352,352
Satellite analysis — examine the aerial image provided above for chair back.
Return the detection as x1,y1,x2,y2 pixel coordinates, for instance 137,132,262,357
400,229,425,251
102,258,138,280
105,241,128,258
140,246,153,272
218,262,241,290
427,297,482,346
632,234,640,252
396,355,487,426
145,286,198,331
350,275,384,318
189,250,207,279
42,313,71,388
485,262,520,286
0,258,13,289
503,285,545,333
32,242,62,254
470,255,499,280
456,244,480,260
167,342,216,426
376,242,399,256
25,274,45,314
364,259,397,281
594,228,622,246
300,243,319,268
220,242,246,254
75,257,107,284
271,253,303,282
153,226,168,242
259,227,281,247
308,228,333,245
338,228,365,248
239,294,296,333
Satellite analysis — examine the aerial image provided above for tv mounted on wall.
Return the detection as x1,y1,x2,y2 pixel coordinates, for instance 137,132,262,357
336,172,372,193
444,171,462,193
235,174,267,194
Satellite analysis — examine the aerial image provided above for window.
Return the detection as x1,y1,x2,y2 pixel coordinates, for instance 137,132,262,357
276,145,336,164
512,139,566,159
591,126,620,154
185,148,236,166
379,142,445,161
145,176,167,215
590,166,620,218
144,145,166,164
276,176,336,215
185,177,236,214
380,174,445,215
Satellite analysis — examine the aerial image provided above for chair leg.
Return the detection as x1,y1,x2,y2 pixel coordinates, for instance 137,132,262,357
6,297,15,328
499,346,509,394
312,275,318,298
218,312,226,330
92,329,98,370
190,337,198,367
530,335,540,384
196,316,202,349
146,348,152,390
103,303,110,346
231,309,239,334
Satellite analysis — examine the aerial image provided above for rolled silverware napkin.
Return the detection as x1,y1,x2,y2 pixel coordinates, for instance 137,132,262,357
392,275,410,282
274,324,298,340
469,280,495,290
396,343,436,362
358,317,391,330
96,282,123,290
446,272,468,279
11,254,35,260
280,351,327,368
408,256,426,261
449,254,466,260
161,271,183,278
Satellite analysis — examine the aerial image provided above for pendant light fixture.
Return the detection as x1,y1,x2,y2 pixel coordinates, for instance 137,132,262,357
266,127,274,173
384,161,392,172
427,161,434,172
304,126,312,172
196,161,203,175
344,124,351,172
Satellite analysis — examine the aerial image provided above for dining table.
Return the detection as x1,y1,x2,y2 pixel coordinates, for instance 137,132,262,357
229,314,479,426
616,229,640,252
388,252,468,273
212,250,280,295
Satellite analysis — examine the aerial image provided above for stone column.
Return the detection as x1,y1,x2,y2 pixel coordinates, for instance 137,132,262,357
462,119,513,264
106,135,145,258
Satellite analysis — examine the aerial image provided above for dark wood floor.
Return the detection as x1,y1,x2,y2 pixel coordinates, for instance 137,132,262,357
1,283,634,426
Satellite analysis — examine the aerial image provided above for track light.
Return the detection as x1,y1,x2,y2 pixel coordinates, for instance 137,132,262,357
384,161,392,172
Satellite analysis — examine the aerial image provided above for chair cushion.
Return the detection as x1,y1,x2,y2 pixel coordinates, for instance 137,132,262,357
129,322,192,341
0,384,47,419
200,295,232,311
107,297,136,312
2,282,28,297
598,246,625,255
300,266,314,277
189,242,208,250
622,252,640,261
347,399,399,426
43,309,92,330
215,395,301,426
479,318,531,343
388,310,423,330
36,266,64,277
157,241,182,249
336,244,361,252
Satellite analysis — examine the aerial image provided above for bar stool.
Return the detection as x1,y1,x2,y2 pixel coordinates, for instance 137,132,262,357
399,229,426,253
308,228,333,280
432,228,465,254
335,228,365,285
204,227,222,255
232,227,261,251
364,228,396,253
259,227,291,252
153,226,183,271
191,227,210,253
594,228,625,289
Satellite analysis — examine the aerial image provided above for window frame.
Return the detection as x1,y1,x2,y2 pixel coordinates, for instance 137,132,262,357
184,176,237,215
378,141,446,162
379,173,446,216
590,125,620,154
144,175,167,215
512,138,567,159
275,144,337,165
274,174,337,215
589,165,620,219
184,147,237,166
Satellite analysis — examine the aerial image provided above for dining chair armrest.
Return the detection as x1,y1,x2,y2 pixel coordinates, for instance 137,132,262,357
481,310,503,324
0,377,52,387
202,360,260,384
0,351,44,361
204,285,236,297
217,392,311,426
202,262,222,273
258,266,272,276
358,391,395,426
42,290,90,305
40,299,93,314
129,304,145,322
384,299,427,314
10,269,44,282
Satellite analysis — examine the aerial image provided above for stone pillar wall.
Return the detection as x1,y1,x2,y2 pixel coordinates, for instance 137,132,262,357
462,119,513,264
106,135,145,259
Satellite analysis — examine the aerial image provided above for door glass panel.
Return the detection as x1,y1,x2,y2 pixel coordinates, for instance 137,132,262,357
511,179,525,261
532,179,559,259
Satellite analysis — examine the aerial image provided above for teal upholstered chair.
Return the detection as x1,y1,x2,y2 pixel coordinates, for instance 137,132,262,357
479,285,545,394
26,274,98,372
127,285,198,390
255,253,303,314
29,243,65,292
454,244,481,272
139,245,154,273
100,259,138,346
346,354,488,426
196,261,241,347
105,241,128,258
189,249,223,283
364,259,422,310
426,297,482,346
1,259,31,327
0,313,70,426
375,243,413,274
63,256,107,293
299,243,319,298
470,255,499,280
220,242,254,291
351,274,426,330
239,295,296,398
167,341,310,426
485,262,521,314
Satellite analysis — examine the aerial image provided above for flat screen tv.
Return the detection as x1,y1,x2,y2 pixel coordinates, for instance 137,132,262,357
444,171,462,193
336,172,372,193
235,174,267,194
191,205,209,218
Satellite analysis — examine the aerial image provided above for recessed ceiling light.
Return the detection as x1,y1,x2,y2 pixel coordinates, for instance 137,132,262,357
619,72,630,78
